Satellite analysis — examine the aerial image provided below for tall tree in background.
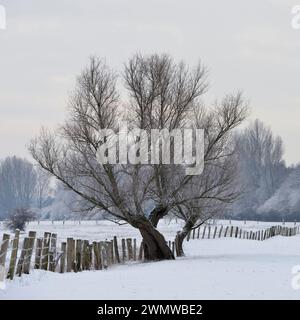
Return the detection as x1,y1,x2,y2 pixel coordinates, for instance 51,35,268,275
0,156,37,218
233,119,288,217
35,166,51,209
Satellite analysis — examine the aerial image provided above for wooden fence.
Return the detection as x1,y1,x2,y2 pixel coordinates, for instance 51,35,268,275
186,224,300,241
1,224,298,282
0,230,151,281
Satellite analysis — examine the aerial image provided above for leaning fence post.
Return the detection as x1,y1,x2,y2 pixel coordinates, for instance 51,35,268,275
7,230,20,280
213,226,217,239
218,225,223,238
202,226,207,239
224,226,229,237
23,231,36,274
0,234,10,283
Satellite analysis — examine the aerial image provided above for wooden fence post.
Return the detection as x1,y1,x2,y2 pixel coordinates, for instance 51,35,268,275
60,242,66,273
219,225,223,238
41,232,51,271
49,233,57,272
213,226,217,239
172,242,175,256
133,239,137,261
192,229,195,240
230,226,234,237
109,240,114,264
207,226,211,239
0,234,10,282
122,239,126,261
7,230,20,280
202,226,207,239
34,238,43,270
97,242,103,270
197,227,201,239
187,231,191,241
75,239,82,272
105,241,112,267
66,237,75,272
126,238,133,260
235,227,239,238
93,241,100,270
113,236,120,263
82,240,91,270
138,241,144,261
23,231,36,274
16,237,29,276
99,242,108,269
224,226,229,237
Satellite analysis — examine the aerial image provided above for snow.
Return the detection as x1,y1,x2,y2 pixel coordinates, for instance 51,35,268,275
1,221,300,299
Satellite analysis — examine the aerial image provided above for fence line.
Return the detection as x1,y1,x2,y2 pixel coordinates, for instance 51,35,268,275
1,223,298,282
0,230,149,282
186,224,300,242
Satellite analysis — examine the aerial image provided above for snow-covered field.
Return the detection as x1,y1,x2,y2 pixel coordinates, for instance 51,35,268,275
1,220,300,300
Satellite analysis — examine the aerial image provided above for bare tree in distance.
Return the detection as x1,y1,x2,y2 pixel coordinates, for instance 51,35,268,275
0,156,37,218
232,119,287,216
5,208,36,231
35,166,52,209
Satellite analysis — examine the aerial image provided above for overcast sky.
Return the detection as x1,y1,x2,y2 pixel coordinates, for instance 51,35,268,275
0,0,299,165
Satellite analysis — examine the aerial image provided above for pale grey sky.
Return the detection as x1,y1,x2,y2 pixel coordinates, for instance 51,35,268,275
0,0,299,165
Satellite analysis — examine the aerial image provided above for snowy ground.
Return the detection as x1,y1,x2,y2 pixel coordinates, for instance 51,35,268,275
1,220,300,300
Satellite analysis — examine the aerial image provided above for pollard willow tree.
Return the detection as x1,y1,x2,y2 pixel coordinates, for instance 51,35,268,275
172,96,248,256
123,55,248,255
29,53,247,261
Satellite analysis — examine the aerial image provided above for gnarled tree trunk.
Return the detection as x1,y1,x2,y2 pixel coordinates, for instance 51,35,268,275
149,205,169,227
175,216,198,257
132,216,174,261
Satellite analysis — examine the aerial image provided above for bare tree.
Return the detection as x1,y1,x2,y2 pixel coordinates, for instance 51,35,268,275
29,56,174,261
233,119,287,216
0,156,37,218
35,166,51,209
29,54,248,261
156,93,248,256
5,208,36,231
124,53,209,229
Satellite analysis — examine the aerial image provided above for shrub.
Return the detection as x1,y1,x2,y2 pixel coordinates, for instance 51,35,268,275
5,208,36,231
